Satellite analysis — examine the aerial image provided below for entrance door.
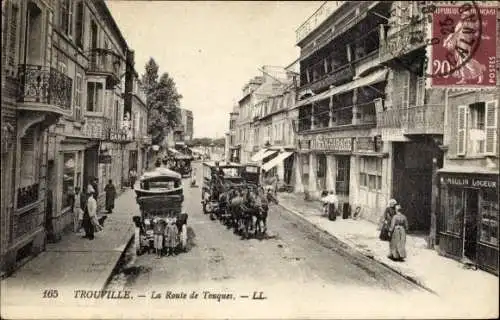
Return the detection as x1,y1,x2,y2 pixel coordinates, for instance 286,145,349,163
335,156,350,196
463,189,479,261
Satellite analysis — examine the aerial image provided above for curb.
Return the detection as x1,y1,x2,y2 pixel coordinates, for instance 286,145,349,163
277,202,437,295
101,233,135,290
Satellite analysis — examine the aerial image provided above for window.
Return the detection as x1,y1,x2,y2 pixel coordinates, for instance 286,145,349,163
479,190,499,247
59,0,73,37
62,153,76,209
86,82,103,112
75,1,85,48
7,3,19,72
317,154,326,178
359,157,382,191
74,73,82,120
458,100,498,156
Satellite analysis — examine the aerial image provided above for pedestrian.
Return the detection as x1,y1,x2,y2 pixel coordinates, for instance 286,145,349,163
91,177,99,199
129,168,137,188
104,179,116,214
82,186,97,240
164,213,179,256
153,218,166,258
73,186,84,233
379,198,397,241
388,205,408,261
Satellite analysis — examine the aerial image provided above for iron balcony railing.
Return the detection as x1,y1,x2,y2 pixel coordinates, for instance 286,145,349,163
379,22,426,62
296,1,345,43
17,64,72,110
377,104,445,135
17,183,39,209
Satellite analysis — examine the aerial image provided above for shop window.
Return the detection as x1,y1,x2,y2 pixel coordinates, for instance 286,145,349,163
479,190,499,246
442,188,464,235
360,157,382,191
62,153,76,210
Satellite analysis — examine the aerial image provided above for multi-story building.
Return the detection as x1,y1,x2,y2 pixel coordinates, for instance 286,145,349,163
294,1,394,218
378,1,499,275
1,0,147,274
227,104,240,162
123,49,152,181
180,108,193,142
250,66,298,187
236,76,264,164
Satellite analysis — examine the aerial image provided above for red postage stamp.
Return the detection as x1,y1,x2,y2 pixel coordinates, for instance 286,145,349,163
430,5,497,88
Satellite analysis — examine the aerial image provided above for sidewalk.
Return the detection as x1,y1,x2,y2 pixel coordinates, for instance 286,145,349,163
1,188,136,305
277,192,499,300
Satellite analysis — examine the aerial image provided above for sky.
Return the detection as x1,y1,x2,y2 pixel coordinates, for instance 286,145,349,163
106,0,322,139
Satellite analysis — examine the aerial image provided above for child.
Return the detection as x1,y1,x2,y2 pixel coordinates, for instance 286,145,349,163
153,218,166,258
144,218,154,254
164,213,179,256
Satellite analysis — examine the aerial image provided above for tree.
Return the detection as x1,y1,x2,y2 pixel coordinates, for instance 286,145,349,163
141,58,183,145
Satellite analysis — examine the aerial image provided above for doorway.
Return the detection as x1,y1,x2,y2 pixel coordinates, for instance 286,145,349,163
463,188,479,261
45,160,54,235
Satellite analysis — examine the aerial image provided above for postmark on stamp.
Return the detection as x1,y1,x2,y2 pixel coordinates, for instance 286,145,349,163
429,3,497,87
387,1,497,88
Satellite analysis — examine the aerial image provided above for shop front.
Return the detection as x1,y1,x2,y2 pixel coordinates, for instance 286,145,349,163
438,170,499,275
352,136,389,223
297,133,353,201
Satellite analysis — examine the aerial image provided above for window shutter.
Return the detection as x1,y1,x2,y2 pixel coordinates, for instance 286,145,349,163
8,4,19,69
485,100,498,155
457,105,467,155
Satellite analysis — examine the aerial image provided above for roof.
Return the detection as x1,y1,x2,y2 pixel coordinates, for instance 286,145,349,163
141,167,182,180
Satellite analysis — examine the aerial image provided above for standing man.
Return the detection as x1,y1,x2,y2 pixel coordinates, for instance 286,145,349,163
82,186,96,240
129,168,137,188
104,180,117,214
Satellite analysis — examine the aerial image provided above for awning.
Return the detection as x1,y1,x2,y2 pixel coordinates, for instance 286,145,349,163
292,68,388,109
251,149,278,162
262,151,293,171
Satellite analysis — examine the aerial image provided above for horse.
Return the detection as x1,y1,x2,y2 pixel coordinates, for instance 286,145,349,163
227,190,244,234
239,189,261,239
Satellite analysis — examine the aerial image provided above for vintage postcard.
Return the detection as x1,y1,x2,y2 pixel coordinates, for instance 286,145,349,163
1,1,498,319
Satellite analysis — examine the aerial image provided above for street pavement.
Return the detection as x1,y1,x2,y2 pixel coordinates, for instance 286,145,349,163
2,162,496,319
101,162,461,319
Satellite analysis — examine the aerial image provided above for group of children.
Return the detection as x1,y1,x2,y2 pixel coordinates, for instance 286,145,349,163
138,212,181,258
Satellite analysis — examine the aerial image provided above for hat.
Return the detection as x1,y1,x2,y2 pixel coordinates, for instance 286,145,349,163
389,199,397,207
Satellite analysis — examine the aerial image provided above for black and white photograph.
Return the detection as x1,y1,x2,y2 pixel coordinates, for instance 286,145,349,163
0,0,499,319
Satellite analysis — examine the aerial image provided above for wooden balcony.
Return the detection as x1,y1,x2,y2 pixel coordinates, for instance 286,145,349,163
17,183,39,209
377,104,445,135
17,64,72,115
379,23,426,64
87,49,122,87
301,64,354,93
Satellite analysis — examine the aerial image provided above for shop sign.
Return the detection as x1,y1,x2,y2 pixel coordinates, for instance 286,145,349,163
355,136,383,153
440,174,498,190
98,155,112,164
299,135,352,152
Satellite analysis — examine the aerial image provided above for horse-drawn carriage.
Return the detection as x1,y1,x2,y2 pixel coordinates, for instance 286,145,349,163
133,167,188,255
201,161,276,239
167,154,193,178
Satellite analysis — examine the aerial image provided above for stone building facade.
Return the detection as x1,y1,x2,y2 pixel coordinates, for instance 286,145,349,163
1,0,150,275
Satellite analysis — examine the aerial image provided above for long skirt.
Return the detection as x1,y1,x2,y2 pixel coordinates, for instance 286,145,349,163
164,225,179,248
389,226,407,260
